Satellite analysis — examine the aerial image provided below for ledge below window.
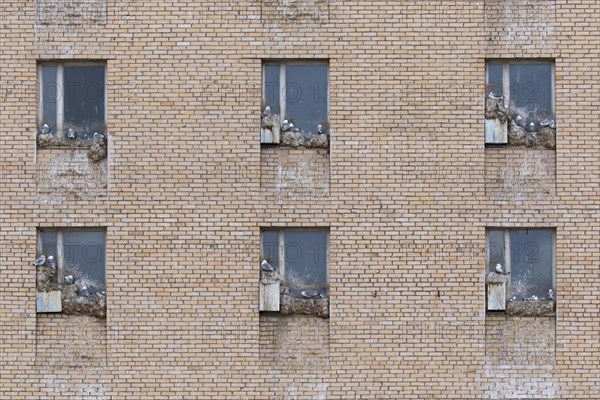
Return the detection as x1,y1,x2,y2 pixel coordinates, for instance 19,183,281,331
505,300,555,317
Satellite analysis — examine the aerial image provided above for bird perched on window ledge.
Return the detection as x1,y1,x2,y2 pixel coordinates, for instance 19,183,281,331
260,259,276,272
32,255,46,266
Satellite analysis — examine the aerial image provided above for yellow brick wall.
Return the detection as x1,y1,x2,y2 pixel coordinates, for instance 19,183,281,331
1,0,599,398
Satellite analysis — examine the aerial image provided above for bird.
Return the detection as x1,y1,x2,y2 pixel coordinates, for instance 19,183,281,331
495,263,504,274
301,290,323,299
547,289,554,300
41,124,51,134
510,295,517,302
549,120,556,129
515,115,525,127
540,119,551,127
282,120,290,131
93,132,106,142
316,124,324,134
526,295,538,301
263,106,271,116
64,275,74,285
78,286,90,297
260,259,276,272
497,102,508,114
488,92,503,100
67,128,76,139
32,255,46,266
526,121,538,132
46,255,56,268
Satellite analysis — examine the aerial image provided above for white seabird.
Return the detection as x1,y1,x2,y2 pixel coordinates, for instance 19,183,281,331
41,124,51,134
32,255,46,266
495,263,504,274
301,290,323,299
260,259,276,272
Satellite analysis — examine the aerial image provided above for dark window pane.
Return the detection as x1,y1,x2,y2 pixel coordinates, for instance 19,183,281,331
41,65,58,132
263,64,280,116
486,230,505,273
509,63,553,118
63,230,106,291
63,65,106,137
40,229,58,259
285,64,328,134
509,229,553,299
261,231,280,270
487,63,503,97
284,230,328,290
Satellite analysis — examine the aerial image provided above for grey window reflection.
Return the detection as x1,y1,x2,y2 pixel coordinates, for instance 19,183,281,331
40,229,58,259
509,229,553,299
263,64,281,116
509,63,553,117
487,63,503,96
41,66,58,133
261,230,280,270
285,64,328,134
63,65,106,138
63,230,106,291
486,229,505,273
284,230,328,290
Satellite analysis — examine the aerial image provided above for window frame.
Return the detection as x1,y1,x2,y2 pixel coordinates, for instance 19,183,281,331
37,227,107,292
485,227,556,303
486,59,556,117
38,61,108,136
261,60,330,131
260,227,330,291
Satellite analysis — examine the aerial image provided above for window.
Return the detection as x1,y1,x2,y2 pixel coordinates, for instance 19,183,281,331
36,228,106,318
486,228,555,314
39,62,107,139
485,61,555,147
261,61,329,144
261,228,329,295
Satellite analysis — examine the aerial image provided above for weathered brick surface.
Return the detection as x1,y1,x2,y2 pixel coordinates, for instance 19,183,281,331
0,0,599,399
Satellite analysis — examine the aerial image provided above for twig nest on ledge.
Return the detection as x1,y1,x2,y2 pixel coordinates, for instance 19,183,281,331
279,288,329,318
506,299,555,317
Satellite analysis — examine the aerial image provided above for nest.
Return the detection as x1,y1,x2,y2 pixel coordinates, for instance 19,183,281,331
279,288,329,318
508,122,556,149
485,96,509,123
36,266,60,292
260,269,281,285
506,300,555,317
61,282,106,319
486,271,509,284
281,130,329,149
37,132,108,161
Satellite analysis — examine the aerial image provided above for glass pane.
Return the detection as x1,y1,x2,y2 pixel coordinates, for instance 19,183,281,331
63,65,106,138
261,230,279,270
40,229,58,259
41,65,58,133
284,230,328,290
509,63,553,118
509,229,554,299
285,64,328,134
63,230,106,291
263,64,280,116
487,63,503,97
486,230,505,273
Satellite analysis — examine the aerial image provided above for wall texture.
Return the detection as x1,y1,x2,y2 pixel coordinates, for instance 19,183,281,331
1,0,599,399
